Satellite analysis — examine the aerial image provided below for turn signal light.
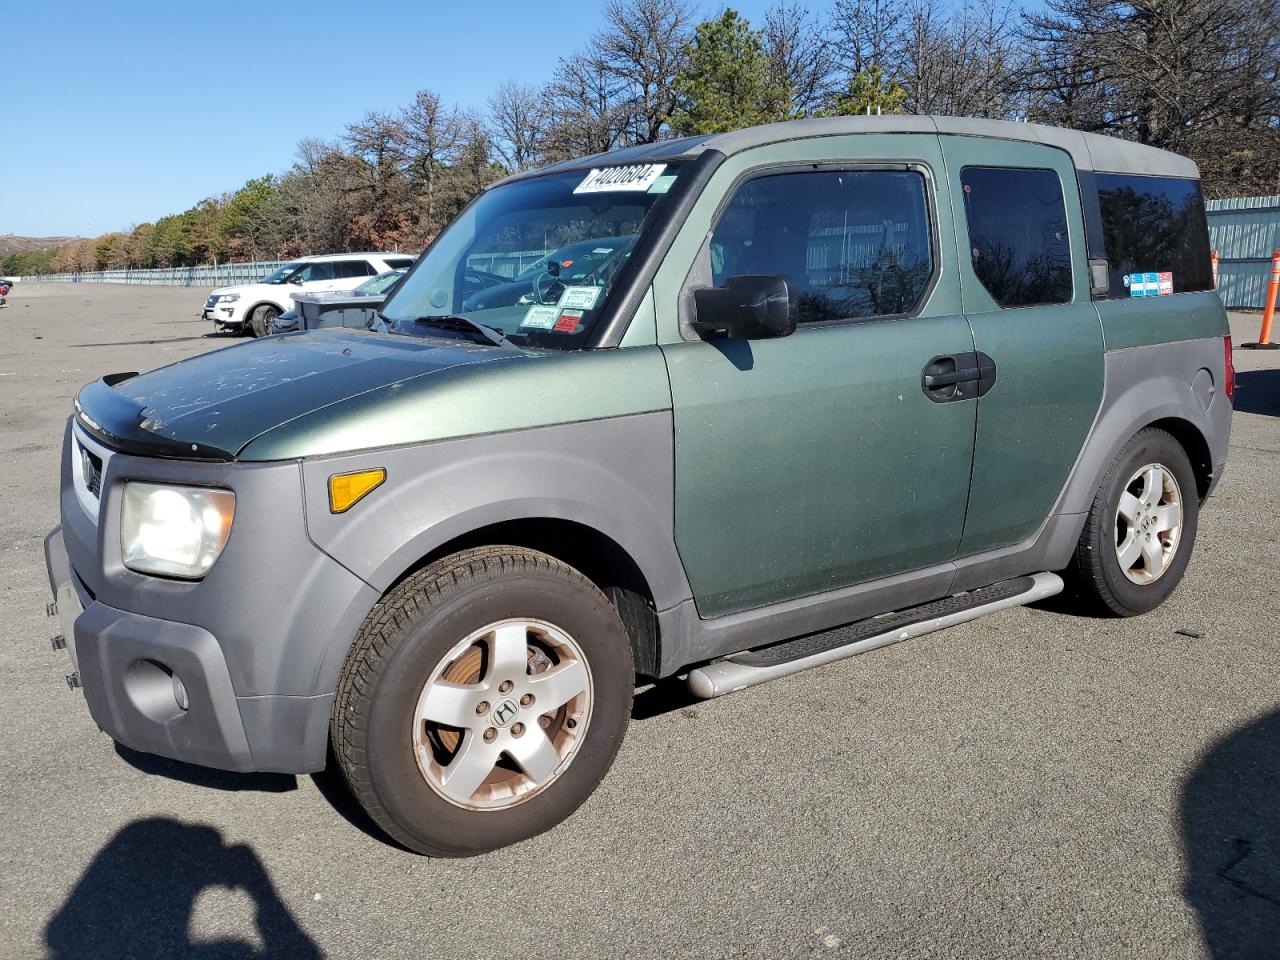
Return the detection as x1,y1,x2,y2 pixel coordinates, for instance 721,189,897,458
329,468,386,514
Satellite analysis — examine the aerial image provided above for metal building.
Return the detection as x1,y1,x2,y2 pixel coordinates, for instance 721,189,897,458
1207,195,1280,309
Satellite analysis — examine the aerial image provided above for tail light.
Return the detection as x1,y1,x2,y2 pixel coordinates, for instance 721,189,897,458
1224,336,1235,404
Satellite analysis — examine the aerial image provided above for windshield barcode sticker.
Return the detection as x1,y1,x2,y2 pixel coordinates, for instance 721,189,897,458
520,305,560,329
558,286,602,310
574,163,667,194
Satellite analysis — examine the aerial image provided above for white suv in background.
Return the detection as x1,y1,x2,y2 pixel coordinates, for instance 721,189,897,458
203,252,416,336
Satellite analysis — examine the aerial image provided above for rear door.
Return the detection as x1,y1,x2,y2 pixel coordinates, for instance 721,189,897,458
333,259,378,291
659,136,979,618
939,137,1104,556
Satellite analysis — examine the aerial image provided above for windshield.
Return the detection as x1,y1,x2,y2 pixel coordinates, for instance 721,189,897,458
380,163,680,349
354,269,406,296
261,262,303,285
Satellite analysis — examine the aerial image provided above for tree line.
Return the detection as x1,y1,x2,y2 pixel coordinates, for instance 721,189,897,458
6,0,1277,277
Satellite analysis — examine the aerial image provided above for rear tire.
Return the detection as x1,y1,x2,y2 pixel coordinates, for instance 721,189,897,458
332,546,634,856
249,304,279,337
1070,427,1199,616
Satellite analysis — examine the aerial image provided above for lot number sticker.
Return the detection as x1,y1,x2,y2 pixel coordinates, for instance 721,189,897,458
574,163,667,194
558,286,602,310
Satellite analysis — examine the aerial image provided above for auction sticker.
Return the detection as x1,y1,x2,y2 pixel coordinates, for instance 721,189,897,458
558,285,602,310
520,305,560,329
574,163,667,194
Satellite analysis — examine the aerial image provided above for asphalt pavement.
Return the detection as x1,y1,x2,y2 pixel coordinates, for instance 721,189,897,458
1,283,1278,959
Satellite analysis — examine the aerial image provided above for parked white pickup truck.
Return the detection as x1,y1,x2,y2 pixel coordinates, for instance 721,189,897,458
203,252,415,336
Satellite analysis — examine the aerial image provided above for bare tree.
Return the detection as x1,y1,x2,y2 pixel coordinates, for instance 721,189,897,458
540,55,632,161
829,0,909,77
488,81,546,172
397,90,466,236
764,3,837,116
1022,0,1280,195
898,0,1021,118
597,0,695,142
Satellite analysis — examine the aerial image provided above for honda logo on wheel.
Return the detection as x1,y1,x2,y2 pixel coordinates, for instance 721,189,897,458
492,699,519,727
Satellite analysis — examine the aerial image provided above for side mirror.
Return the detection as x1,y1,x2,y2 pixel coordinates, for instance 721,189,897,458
290,275,305,285
692,275,794,340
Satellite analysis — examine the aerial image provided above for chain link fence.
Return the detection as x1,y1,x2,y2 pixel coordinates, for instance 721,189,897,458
17,261,289,287
16,251,553,287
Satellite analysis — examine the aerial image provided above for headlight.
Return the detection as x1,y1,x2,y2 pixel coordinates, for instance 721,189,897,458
218,293,240,303
120,482,235,579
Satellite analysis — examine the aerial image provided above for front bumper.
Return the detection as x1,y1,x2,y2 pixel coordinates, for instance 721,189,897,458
45,526,335,773
45,419,381,774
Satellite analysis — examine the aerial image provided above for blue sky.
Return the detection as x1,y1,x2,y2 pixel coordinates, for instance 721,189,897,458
2,0,782,237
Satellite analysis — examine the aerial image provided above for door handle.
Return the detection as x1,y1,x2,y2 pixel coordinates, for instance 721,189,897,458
923,367,981,389
921,353,997,403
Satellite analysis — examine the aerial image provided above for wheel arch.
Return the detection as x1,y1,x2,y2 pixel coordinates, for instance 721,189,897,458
387,517,664,679
1147,415,1214,501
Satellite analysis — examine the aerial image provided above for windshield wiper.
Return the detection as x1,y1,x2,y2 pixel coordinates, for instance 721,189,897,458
395,314,520,351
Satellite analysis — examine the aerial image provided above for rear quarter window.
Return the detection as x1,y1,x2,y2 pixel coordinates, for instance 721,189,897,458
1095,174,1212,297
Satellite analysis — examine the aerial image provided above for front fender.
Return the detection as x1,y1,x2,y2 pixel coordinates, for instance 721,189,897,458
299,410,691,611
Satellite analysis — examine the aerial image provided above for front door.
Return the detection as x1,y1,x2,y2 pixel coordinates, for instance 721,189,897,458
660,139,978,619
938,137,1105,556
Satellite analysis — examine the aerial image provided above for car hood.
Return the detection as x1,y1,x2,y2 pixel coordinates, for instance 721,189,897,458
73,330,525,460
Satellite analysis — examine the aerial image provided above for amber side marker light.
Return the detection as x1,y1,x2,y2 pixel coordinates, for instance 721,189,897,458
329,468,386,514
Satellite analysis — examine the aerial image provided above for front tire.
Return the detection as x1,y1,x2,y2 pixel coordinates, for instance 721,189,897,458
332,547,634,856
1070,427,1199,616
249,304,279,337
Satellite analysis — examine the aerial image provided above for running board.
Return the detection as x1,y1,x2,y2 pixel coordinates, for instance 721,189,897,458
686,572,1064,699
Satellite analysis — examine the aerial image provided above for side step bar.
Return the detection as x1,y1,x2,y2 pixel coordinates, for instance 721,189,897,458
686,572,1064,699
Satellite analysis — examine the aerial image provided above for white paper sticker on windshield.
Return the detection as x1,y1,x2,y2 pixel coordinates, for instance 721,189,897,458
574,163,667,194
558,286,602,310
520,305,560,329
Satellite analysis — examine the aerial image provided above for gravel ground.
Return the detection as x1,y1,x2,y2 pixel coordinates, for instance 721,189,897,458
1,283,1278,960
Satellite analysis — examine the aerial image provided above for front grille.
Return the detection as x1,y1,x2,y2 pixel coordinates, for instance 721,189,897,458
204,294,219,309
79,443,103,498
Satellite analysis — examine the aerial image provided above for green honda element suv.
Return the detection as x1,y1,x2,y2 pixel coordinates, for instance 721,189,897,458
44,116,1232,856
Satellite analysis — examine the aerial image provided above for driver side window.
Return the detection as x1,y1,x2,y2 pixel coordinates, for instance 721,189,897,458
710,169,935,325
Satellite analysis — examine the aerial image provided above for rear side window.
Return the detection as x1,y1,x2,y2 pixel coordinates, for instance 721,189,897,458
960,167,1073,308
1095,174,1212,297
709,169,934,325
334,260,377,279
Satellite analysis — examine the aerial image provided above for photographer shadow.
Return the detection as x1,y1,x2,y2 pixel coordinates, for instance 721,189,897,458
1181,709,1280,958
45,817,321,959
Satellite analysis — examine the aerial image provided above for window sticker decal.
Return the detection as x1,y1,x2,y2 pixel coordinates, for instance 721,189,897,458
647,174,677,194
574,163,667,194
520,305,560,329
554,309,584,333
558,286,602,310
1124,272,1174,297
